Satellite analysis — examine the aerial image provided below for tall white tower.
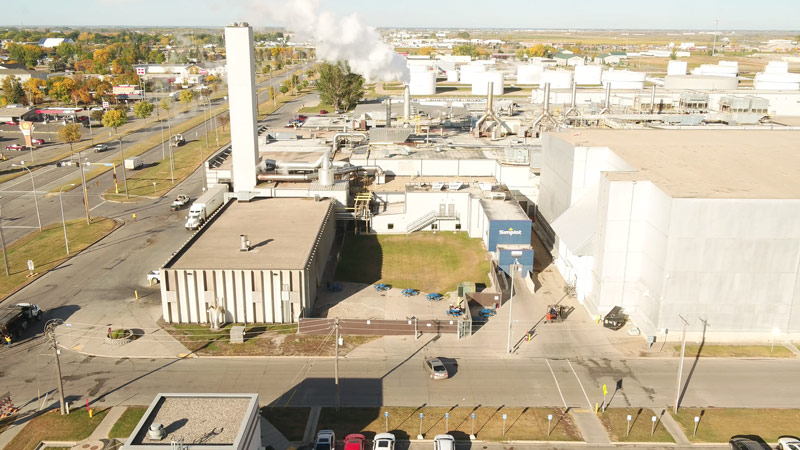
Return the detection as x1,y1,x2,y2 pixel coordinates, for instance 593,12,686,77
224,23,259,194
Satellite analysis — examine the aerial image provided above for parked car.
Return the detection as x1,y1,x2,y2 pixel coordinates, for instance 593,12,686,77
171,194,190,211
372,433,395,450
423,357,449,380
93,143,109,152
31,138,45,145
5,121,18,126
778,438,800,450
5,144,24,151
147,270,161,284
319,110,329,114
298,114,308,121
729,436,771,450
433,435,455,450
286,119,303,127
90,106,104,111
344,434,365,450
315,430,335,450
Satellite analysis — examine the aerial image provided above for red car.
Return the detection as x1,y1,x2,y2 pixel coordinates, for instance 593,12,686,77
5,121,17,126
344,434,365,450
5,144,25,150
319,110,329,114
31,138,45,145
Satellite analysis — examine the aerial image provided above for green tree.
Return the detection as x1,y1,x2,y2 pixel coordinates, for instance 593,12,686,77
90,109,105,123
57,123,82,153
101,108,128,133
1,76,25,104
269,86,276,107
316,61,364,112
453,44,480,58
279,83,289,94
217,113,230,131
456,31,470,39
134,101,154,123
670,48,677,60
160,98,173,119
178,89,194,105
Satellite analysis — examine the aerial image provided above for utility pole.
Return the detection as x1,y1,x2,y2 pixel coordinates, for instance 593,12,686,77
334,318,340,411
45,319,66,415
76,151,91,224
674,315,690,414
712,20,719,56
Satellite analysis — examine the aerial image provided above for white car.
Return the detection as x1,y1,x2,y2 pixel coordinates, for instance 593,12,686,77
372,433,395,450
315,430,335,450
433,435,454,450
147,270,161,284
778,438,800,450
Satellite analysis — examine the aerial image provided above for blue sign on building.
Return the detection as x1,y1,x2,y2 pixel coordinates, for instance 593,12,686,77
487,219,531,251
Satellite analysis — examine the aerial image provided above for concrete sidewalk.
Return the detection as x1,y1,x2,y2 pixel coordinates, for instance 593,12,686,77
55,299,192,359
86,406,127,441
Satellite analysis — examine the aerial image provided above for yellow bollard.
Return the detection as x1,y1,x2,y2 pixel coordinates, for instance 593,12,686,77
596,315,601,324
135,290,139,300
132,213,136,221
595,403,599,414
89,409,93,418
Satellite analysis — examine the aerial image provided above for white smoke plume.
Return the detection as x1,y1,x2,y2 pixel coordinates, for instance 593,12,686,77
261,0,409,83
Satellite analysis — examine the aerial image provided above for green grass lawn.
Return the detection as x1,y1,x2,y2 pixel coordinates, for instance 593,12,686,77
5,408,109,450
598,408,674,443
160,322,375,356
0,218,117,301
260,407,310,441
672,344,795,358
673,408,800,443
317,407,581,441
107,406,147,439
335,232,490,294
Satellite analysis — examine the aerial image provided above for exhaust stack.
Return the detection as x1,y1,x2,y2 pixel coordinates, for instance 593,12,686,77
403,85,411,122
474,82,513,137
564,82,578,117
240,234,251,252
600,83,611,114
532,82,556,131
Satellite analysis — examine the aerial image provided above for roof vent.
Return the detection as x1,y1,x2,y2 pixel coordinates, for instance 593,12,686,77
240,234,251,252
149,423,166,440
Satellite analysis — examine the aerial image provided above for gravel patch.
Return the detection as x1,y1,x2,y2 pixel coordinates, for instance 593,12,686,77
135,397,251,444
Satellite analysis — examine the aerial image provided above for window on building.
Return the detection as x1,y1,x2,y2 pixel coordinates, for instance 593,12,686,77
455,224,461,230
388,223,394,230
431,224,438,230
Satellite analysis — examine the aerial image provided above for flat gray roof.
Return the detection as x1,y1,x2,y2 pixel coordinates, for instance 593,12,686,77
130,395,254,445
480,196,530,221
550,129,800,199
170,198,332,270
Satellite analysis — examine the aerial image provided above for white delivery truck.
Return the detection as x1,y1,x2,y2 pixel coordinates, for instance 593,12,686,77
124,156,143,170
185,185,227,230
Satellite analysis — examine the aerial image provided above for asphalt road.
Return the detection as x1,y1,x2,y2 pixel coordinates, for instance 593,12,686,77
0,63,311,245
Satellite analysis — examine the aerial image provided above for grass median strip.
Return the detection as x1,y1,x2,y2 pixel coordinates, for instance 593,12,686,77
5,408,109,450
316,406,581,441
598,408,674,443
672,344,795,358
673,408,800,442
160,322,375,356
104,129,232,200
107,406,147,439
0,217,117,301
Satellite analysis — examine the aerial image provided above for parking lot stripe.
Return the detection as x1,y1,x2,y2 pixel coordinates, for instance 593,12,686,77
567,359,593,410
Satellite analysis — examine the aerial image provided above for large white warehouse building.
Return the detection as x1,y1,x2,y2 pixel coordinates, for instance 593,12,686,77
538,129,800,341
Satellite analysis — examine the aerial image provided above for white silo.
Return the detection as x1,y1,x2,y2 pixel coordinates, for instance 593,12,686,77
471,71,504,95
409,70,437,95
602,69,646,89
517,64,544,84
540,70,573,89
765,61,789,74
754,72,800,91
691,64,737,77
459,64,486,85
574,65,602,85
446,69,459,82
667,60,688,76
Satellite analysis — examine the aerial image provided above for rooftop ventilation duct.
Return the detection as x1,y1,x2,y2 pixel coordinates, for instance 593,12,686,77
149,423,166,440
240,234,250,252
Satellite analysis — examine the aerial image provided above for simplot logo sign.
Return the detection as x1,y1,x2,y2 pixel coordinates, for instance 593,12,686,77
499,227,523,236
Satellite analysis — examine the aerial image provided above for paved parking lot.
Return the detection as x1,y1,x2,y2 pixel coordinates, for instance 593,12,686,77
316,282,462,320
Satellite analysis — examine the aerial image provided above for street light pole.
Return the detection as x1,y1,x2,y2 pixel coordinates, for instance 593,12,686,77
58,184,75,255
75,151,91,224
12,164,42,231
674,315,690,414
0,200,9,276
118,136,129,199
507,259,521,354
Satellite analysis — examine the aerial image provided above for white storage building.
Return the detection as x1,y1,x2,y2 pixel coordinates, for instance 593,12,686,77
574,65,603,85
666,60,688,76
459,64,486,85
539,129,800,341
602,69,646,90
517,64,544,84
471,71,504,95
409,69,437,95
540,70,573,89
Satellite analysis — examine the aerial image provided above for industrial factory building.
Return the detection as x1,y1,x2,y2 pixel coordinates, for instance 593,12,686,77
160,198,335,324
538,129,800,340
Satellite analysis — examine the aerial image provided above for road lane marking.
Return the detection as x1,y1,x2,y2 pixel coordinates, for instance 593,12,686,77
89,200,107,212
545,358,568,409
567,359,593,410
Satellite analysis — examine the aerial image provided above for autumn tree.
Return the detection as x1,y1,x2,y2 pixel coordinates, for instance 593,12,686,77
90,110,105,123
134,101,154,123
178,89,194,105
217,113,230,131
57,123,82,153
23,78,45,105
102,108,128,134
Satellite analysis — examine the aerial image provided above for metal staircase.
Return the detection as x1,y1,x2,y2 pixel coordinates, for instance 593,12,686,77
406,210,460,234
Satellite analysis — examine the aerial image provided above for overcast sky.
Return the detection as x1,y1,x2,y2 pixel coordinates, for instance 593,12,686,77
3,0,800,31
